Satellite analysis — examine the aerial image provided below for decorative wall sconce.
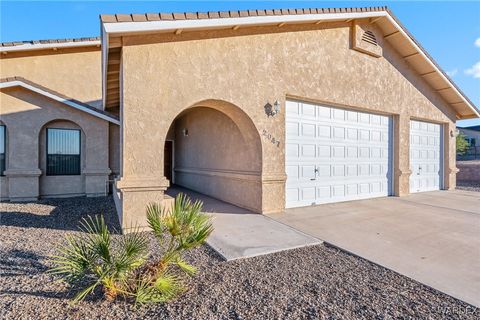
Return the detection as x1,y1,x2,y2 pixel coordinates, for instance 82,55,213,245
264,100,281,117
182,128,189,136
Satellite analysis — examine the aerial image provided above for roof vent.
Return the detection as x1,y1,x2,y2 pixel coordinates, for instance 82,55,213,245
362,31,378,46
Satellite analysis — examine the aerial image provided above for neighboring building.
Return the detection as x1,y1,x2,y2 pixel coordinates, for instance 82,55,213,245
0,39,120,201
457,125,480,160
458,126,480,147
1,7,479,231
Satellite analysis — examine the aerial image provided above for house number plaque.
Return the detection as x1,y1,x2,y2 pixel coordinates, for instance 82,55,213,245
262,129,281,147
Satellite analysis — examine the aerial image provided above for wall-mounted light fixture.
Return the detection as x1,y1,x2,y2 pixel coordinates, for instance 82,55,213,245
264,100,281,117
182,128,189,136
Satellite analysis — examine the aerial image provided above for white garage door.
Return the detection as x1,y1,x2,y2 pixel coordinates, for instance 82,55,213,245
409,120,442,193
285,100,393,208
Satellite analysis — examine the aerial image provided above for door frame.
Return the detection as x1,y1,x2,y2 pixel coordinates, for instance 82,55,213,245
165,139,175,184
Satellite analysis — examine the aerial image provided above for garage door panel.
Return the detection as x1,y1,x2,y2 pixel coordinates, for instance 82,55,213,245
409,120,442,193
286,100,393,208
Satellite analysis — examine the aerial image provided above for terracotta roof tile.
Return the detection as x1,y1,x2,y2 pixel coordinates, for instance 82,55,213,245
1,36,100,48
185,12,197,19
116,14,133,22
98,7,391,24
173,13,186,20
208,11,220,19
131,14,147,22
217,11,228,18
160,13,174,20
146,13,160,21
229,11,239,18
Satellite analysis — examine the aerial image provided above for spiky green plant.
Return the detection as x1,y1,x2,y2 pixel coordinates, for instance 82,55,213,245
49,215,149,303
49,193,213,305
146,192,213,275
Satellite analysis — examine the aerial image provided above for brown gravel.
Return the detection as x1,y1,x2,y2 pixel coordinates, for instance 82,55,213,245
1,197,478,320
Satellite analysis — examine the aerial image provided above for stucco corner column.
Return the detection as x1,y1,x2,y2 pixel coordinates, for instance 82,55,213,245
444,122,458,190
83,168,112,197
115,175,171,232
261,172,287,214
5,169,42,201
393,114,411,196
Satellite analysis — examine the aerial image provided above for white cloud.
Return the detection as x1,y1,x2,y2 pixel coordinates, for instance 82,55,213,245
446,68,458,77
465,61,480,78
475,37,480,48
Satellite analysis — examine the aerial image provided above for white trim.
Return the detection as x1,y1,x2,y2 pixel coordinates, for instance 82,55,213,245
101,26,109,109
384,16,479,119
101,10,479,119
0,40,100,53
0,80,120,125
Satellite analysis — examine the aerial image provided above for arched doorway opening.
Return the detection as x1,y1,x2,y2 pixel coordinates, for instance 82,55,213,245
164,100,262,212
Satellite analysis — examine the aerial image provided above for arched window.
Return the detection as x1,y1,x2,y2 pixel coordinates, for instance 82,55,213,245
46,127,81,176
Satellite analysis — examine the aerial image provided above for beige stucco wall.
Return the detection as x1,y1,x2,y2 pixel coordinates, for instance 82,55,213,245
0,87,110,200
109,122,121,176
0,47,102,108
114,22,457,228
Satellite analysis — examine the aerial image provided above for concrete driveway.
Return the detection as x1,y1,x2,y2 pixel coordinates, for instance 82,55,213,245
268,190,480,307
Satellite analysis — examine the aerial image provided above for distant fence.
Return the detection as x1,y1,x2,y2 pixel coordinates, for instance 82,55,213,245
457,146,480,161
457,161,480,182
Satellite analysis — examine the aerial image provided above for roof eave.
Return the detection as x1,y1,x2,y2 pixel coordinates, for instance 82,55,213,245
0,79,119,125
0,40,101,53
100,9,479,119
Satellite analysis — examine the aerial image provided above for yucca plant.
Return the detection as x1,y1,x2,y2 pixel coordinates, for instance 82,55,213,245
49,215,149,303
49,193,213,305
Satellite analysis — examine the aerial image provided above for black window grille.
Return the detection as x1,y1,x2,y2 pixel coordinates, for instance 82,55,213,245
0,125,5,176
46,128,81,176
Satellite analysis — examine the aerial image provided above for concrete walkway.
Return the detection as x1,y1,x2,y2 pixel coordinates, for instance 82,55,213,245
166,187,321,261
268,190,480,307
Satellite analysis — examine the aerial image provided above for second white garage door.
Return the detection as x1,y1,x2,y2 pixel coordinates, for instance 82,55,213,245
409,120,442,193
285,100,393,208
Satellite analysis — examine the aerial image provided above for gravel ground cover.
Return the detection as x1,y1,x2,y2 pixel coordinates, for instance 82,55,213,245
456,180,480,192
1,197,478,320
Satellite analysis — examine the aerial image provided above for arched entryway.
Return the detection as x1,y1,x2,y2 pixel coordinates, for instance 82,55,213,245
163,100,262,212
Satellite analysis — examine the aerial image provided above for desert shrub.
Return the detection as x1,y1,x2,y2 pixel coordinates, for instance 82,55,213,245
49,193,213,305
456,132,470,156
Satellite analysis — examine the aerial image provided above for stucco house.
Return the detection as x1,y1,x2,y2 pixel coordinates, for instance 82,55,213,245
1,7,478,231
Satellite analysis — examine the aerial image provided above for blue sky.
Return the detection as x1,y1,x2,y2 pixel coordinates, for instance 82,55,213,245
1,1,479,126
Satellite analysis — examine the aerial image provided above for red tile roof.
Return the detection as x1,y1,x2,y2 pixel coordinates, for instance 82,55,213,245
100,7,388,23
1,37,100,48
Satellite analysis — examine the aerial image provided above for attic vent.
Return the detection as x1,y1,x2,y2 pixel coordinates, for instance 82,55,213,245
362,31,378,46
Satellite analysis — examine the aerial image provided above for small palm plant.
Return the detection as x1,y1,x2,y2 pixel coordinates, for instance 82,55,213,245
49,215,149,303
49,193,213,305
136,193,214,303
